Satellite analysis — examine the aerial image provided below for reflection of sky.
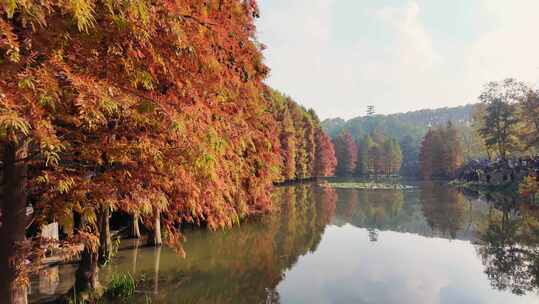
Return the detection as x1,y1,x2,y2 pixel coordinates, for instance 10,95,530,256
277,224,538,304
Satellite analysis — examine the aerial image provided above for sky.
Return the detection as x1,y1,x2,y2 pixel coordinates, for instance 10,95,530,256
256,0,539,120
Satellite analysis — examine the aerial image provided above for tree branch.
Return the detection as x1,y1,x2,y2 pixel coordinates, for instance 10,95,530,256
180,14,216,30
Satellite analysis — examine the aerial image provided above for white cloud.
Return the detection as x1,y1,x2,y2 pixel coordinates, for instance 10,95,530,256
256,1,539,119
465,0,539,89
377,2,441,69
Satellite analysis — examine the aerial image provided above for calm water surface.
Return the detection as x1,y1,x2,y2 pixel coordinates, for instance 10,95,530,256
30,181,539,303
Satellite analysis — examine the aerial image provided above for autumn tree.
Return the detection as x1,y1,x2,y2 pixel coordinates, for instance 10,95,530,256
333,131,358,176
304,110,319,177
444,122,464,175
269,90,297,181
419,122,463,180
1,1,280,300
267,89,334,181
1,1,329,302
314,130,337,177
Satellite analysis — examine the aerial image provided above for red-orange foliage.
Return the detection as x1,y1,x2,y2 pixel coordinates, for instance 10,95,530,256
314,130,337,177
419,123,463,179
0,1,332,299
268,89,336,181
1,0,284,296
334,131,358,175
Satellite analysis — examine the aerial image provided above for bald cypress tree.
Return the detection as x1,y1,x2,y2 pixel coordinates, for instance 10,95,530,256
334,131,358,176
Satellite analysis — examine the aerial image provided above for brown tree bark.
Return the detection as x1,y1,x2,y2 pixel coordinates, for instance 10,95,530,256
97,206,112,264
0,142,28,304
73,248,102,299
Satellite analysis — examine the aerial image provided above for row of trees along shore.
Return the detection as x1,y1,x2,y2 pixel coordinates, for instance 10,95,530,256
0,1,336,303
418,78,539,184
332,130,403,177
330,77,539,182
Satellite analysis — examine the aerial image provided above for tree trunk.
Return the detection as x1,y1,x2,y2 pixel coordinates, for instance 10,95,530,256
97,206,112,264
147,208,162,246
0,142,28,304
130,213,141,239
73,248,102,300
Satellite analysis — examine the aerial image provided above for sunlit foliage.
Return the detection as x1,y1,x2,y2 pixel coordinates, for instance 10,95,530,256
0,0,329,299
268,89,336,181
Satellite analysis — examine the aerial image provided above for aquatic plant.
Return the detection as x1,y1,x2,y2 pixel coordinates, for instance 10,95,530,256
105,273,136,300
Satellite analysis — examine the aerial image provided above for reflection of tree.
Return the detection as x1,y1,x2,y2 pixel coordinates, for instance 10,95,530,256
331,184,489,240
475,206,539,296
420,182,466,238
337,189,405,238
368,229,379,242
336,190,359,221
102,185,337,304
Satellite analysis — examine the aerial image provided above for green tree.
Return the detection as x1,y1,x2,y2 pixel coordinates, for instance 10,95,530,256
369,144,384,175
356,135,374,176
399,135,420,177
518,90,539,151
478,79,528,160
384,138,403,175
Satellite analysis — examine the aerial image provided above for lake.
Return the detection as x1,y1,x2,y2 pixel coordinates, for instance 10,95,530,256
30,181,539,303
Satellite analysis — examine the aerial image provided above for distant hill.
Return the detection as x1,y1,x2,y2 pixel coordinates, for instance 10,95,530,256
322,104,478,177
322,104,476,140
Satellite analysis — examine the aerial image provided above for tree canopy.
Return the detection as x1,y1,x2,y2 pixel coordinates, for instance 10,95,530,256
0,1,335,301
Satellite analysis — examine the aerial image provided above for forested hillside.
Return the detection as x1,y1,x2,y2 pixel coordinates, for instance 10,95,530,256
322,104,477,177
323,104,476,140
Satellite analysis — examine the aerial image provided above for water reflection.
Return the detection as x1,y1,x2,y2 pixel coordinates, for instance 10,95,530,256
99,185,337,304
28,183,539,303
420,182,467,238
474,203,539,295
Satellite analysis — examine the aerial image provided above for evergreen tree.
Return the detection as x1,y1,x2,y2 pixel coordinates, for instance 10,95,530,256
400,135,419,177
420,130,434,179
